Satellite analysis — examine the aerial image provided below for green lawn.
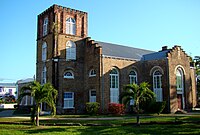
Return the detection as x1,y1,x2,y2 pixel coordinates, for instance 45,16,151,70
0,115,200,134
0,123,200,135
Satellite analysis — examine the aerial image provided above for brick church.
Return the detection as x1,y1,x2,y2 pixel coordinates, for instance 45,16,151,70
36,4,197,114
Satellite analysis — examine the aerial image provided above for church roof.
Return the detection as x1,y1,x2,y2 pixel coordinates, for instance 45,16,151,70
97,41,155,60
142,50,170,61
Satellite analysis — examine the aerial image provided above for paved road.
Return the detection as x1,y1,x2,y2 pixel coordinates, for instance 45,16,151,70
0,110,15,117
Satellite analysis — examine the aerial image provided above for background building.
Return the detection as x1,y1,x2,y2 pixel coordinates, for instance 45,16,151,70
0,83,17,99
16,78,34,106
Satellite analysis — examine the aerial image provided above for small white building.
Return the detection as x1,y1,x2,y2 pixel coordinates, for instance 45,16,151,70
0,83,16,98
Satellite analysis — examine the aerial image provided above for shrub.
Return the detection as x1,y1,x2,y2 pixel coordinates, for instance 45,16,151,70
85,102,100,115
146,101,166,114
108,103,125,115
140,99,166,114
155,101,166,115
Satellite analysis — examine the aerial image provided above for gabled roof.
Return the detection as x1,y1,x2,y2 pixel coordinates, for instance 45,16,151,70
96,41,155,60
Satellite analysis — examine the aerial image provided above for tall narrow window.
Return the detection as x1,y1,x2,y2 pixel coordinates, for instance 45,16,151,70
110,68,119,103
129,70,137,105
41,65,46,84
66,17,76,35
81,17,84,37
153,70,162,102
66,41,76,60
129,70,137,84
42,42,47,61
43,17,48,36
89,90,96,102
176,69,183,92
64,92,74,109
176,68,185,109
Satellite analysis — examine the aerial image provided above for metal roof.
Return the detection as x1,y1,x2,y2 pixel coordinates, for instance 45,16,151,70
97,41,155,60
0,83,16,87
142,50,170,61
16,78,34,84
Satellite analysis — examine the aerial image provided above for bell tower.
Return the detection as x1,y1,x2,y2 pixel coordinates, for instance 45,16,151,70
36,4,88,87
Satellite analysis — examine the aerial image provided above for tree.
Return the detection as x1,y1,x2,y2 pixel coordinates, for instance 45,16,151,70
119,82,155,125
193,56,200,100
194,56,200,75
18,81,58,126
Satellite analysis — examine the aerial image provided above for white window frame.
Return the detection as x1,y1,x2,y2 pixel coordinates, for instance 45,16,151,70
42,42,47,61
110,68,119,103
66,17,76,35
89,90,96,102
41,65,46,84
176,68,185,109
64,70,74,79
66,41,76,61
176,69,183,93
89,69,96,77
64,92,74,109
153,70,163,102
129,70,137,105
20,90,34,106
129,70,137,84
43,17,48,36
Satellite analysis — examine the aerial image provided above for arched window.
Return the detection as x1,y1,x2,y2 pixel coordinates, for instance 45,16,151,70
64,70,74,79
41,65,46,84
43,17,48,36
176,68,185,109
42,42,47,61
66,17,76,35
153,70,162,101
176,69,183,92
110,68,119,103
66,41,76,61
89,69,96,77
129,70,137,84
129,70,137,105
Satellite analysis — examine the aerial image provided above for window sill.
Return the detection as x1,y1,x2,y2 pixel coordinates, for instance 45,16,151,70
63,107,75,109
64,77,74,79
89,75,96,77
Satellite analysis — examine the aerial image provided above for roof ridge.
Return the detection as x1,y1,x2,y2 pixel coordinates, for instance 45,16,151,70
96,41,155,52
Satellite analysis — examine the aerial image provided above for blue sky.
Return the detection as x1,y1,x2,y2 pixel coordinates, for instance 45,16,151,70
1,0,200,83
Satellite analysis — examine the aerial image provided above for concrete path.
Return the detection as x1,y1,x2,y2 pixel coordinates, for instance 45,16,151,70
0,109,199,120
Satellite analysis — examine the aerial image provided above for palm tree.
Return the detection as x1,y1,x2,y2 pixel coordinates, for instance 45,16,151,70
120,82,155,125
18,81,58,126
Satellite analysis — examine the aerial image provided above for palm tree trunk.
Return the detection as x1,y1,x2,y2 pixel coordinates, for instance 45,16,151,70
36,104,40,126
136,103,140,126
136,113,140,126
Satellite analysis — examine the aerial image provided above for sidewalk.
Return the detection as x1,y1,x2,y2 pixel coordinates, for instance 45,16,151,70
0,109,200,120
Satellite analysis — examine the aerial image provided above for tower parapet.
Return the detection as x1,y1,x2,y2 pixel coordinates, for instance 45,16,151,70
37,4,88,40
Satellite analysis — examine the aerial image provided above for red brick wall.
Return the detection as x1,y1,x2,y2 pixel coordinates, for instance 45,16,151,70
167,46,195,113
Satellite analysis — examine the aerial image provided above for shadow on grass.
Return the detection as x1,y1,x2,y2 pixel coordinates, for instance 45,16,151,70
76,124,200,135
1,123,200,134
26,127,66,134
